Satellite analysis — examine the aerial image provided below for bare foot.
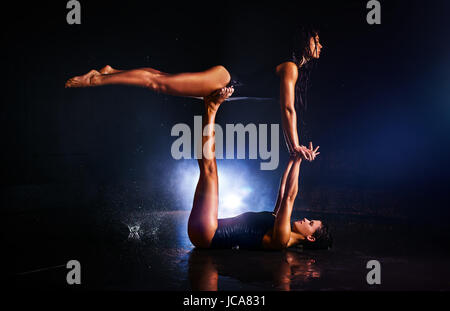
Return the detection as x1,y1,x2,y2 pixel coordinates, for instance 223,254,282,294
65,69,101,88
99,65,116,75
204,86,234,112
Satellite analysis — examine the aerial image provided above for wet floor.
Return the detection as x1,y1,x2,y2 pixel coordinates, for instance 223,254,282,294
6,205,450,291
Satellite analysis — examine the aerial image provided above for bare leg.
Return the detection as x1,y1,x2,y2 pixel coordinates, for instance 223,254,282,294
66,65,231,98
187,87,234,248
99,65,166,75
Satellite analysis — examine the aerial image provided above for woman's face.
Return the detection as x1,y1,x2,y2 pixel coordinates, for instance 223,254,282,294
309,35,323,59
292,218,322,242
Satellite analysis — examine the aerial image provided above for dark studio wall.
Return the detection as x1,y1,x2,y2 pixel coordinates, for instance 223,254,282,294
2,1,450,224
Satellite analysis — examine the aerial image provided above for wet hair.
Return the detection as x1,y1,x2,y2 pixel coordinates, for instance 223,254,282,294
290,25,320,144
288,220,333,251
303,223,333,250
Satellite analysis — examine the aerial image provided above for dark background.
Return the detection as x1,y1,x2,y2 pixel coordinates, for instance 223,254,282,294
2,0,450,231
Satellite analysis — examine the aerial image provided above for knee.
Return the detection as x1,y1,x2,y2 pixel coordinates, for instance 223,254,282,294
142,71,166,93
189,236,211,249
286,187,299,201
188,222,217,249
211,65,231,88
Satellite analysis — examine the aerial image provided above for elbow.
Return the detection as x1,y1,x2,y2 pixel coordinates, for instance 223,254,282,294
283,105,295,114
286,187,299,201
281,105,295,118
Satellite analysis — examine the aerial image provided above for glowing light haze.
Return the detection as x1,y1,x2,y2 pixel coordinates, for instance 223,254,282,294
172,160,272,218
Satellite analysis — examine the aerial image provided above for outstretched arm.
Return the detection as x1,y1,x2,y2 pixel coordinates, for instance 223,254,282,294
269,155,302,249
272,142,320,216
273,156,295,216
268,142,320,249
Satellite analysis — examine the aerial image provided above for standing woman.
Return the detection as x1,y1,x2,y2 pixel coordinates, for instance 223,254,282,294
276,26,323,159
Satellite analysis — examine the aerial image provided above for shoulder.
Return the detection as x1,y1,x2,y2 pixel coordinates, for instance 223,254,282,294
286,232,304,248
276,61,299,80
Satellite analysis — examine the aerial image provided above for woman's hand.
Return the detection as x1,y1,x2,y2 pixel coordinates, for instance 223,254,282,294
291,142,320,161
203,86,234,113
204,86,234,104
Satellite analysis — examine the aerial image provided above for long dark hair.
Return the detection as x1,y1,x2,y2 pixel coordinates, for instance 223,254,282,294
290,25,320,144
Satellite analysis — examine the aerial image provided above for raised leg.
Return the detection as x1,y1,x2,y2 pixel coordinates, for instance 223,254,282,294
187,87,234,248
66,65,231,98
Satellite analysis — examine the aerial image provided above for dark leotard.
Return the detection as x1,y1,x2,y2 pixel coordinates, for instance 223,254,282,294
225,40,298,99
210,211,276,250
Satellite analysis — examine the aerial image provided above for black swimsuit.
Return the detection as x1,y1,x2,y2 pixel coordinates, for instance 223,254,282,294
224,46,298,99
210,211,276,250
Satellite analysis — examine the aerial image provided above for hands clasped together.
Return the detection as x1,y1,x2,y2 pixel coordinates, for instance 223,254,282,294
290,142,320,161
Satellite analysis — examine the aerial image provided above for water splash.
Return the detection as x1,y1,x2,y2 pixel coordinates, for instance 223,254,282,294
124,222,142,240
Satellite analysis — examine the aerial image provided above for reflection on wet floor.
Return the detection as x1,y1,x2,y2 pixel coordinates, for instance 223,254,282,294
188,248,322,291
6,207,450,290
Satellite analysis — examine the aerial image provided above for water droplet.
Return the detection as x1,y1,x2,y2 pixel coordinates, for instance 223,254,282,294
127,224,141,240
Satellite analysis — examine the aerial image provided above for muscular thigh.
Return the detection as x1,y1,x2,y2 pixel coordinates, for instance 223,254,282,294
188,172,219,248
155,65,231,97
